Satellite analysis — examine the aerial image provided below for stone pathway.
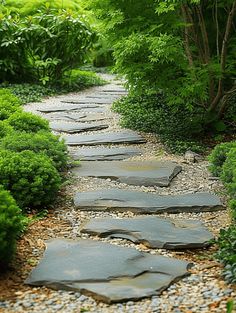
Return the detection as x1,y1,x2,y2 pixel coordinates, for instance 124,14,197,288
6,74,234,313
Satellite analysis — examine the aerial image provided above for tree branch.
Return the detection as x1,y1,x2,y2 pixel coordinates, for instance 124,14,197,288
210,0,236,111
181,5,194,67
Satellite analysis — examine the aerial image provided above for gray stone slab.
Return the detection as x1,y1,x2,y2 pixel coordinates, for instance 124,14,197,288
37,104,101,113
81,217,214,249
44,112,110,122
63,131,146,146
44,112,87,121
25,239,191,303
49,121,109,133
70,147,142,161
74,189,223,213
61,98,112,104
72,161,182,186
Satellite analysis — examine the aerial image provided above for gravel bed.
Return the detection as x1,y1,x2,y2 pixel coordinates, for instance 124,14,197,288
1,74,235,313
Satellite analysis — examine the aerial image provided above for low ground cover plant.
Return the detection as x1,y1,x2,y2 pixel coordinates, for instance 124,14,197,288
1,70,106,104
112,93,204,153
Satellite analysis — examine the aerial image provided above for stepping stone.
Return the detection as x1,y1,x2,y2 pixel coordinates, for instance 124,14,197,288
25,239,191,303
70,147,142,161
74,189,223,213
72,161,182,186
37,104,101,113
63,131,146,146
44,112,110,123
44,112,87,121
49,121,109,133
61,98,113,104
81,217,214,249
101,89,127,93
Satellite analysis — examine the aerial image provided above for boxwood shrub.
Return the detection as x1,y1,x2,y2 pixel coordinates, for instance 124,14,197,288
0,150,61,210
0,121,14,139
0,186,24,269
7,111,50,133
0,131,68,171
209,142,236,284
221,148,236,198
208,141,236,177
0,88,22,120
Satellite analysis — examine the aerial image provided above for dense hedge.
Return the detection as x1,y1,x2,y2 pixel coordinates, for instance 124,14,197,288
0,186,24,268
209,141,236,283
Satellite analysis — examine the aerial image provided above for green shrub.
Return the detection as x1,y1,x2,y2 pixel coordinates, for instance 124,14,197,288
112,93,205,153
215,225,236,284
230,200,236,220
209,142,236,177
0,88,22,106
0,89,22,120
0,121,14,139
0,186,24,269
7,112,50,133
221,148,236,198
0,131,68,171
0,8,95,84
0,150,61,209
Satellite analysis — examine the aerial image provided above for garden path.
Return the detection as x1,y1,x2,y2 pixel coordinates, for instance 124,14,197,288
4,74,235,313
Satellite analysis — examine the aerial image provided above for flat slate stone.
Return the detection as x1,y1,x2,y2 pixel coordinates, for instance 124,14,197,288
61,98,113,104
81,217,214,249
44,112,87,121
70,147,142,161
74,189,223,213
49,121,109,133
37,104,101,113
44,112,110,122
63,131,146,146
25,239,191,303
72,161,182,186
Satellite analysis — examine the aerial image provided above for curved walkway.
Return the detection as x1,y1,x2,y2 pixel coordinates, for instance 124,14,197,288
1,74,235,313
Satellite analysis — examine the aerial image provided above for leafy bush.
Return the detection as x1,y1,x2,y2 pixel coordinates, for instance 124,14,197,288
0,121,14,139
0,150,61,209
0,8,95,84
0,131,68,171
7,112,50,133
215,225,236,284
112,93,204,153
0,0,85,17
60,69,106,90
0,186,24,269
209,142,236,177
